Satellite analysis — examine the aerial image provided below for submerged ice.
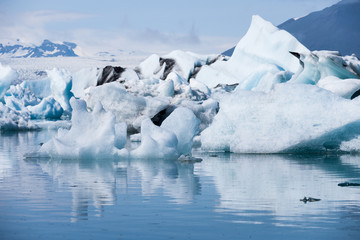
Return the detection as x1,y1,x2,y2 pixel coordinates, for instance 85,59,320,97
1,15,360,155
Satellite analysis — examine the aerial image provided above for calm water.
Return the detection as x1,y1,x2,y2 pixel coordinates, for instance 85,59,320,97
1,130,360,240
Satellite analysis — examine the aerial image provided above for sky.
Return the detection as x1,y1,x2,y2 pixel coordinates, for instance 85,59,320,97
0,0,340,55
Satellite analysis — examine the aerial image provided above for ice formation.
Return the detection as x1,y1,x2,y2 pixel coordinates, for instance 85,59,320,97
161,107,200,156
131,107,200,159
1,14,360,156
0,63,18,101
47,68,73,112
40,98,128,158
201,84,360,153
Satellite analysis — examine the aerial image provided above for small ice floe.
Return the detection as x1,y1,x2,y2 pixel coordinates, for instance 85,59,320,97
300,197,321,203
338,182,360,187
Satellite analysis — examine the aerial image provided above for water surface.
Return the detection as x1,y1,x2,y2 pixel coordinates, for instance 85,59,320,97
1,130,360,239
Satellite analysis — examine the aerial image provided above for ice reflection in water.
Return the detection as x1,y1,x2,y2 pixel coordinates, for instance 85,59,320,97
39,159,117,222
1,131,360,239
36,157,201,222
199,153,360,228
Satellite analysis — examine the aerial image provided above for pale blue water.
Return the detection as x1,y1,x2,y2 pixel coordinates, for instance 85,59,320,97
1,130,360,239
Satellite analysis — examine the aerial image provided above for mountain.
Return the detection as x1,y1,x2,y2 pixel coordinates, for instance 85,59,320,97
0,40,78,58
278,0,360,57
223,0,360,57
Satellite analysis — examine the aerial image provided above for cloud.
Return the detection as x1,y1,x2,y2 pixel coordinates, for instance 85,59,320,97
0,10,93,45
134,27,200,45
21,10,93,28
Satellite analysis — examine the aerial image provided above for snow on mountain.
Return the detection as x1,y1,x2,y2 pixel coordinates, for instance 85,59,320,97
278,0,360,57
223,0,360,57
0,39,78,58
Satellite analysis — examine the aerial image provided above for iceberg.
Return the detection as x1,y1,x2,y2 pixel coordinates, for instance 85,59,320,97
40,98,128,158
131,107,200,159
161,107,200,156
195,16,359,93
2,13,360,157
130,118,179,159
47,68,74,112
85,81,170,132
0,63,18,102
201,83,360,153
0,103,37,131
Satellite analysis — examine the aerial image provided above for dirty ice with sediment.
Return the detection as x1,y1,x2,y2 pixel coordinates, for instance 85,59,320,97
1,15,360,158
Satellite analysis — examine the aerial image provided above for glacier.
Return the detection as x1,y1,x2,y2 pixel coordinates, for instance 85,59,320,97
1,15,360,156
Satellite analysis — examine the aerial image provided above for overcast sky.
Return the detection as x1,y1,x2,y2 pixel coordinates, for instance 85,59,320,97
0,0,340,55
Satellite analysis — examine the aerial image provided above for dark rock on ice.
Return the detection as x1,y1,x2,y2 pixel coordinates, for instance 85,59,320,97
97,66,126,86
350,89,360,100
214,83,239,92
159,58,176,80
151,105,177,126
189,55,228,80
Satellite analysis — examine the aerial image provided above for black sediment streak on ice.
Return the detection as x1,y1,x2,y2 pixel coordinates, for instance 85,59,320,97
97,66,126,86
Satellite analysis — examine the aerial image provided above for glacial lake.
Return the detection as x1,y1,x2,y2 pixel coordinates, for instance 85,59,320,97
1,130,360,239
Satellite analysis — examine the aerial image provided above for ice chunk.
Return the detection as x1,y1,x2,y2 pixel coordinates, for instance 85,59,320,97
195,15,309,89
0,103,37,131
189,79,211,96
340,137,360,152
163,50,217,80
71,67,99,98
161,107,200,156
40,98,128,158
131,118,178,159
137,54,162,79
230,15,309,73
85,82,169,132
201,83,360,153
27,97,63,119
0,63,18,102
317,76,360,99
290,51,359,84
47,68,74,112
21,78,51,99
158,79,174,97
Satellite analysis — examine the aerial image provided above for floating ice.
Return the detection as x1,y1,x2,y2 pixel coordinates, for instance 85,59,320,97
71,67,99,98
201,83,360,153
27,97,63,119
317,76,360,99
47,68,74,112
195,16,359,93
85,82,169,132
0,63,18,102
4,14,360,157
0,103,37,131
289,51,359,85
40,98,128,158
131,118,179,159
195,15,309,90
161,107,200,156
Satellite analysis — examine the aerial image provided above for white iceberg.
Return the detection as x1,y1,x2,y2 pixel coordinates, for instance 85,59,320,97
0,103,37,131
201,83,360,153
47,68,74,112
40,98,128,158
130,118,179,159
85,82,170,132
195,15,359,94
131,107,200,159
161,107,200,156
0,63,18,101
